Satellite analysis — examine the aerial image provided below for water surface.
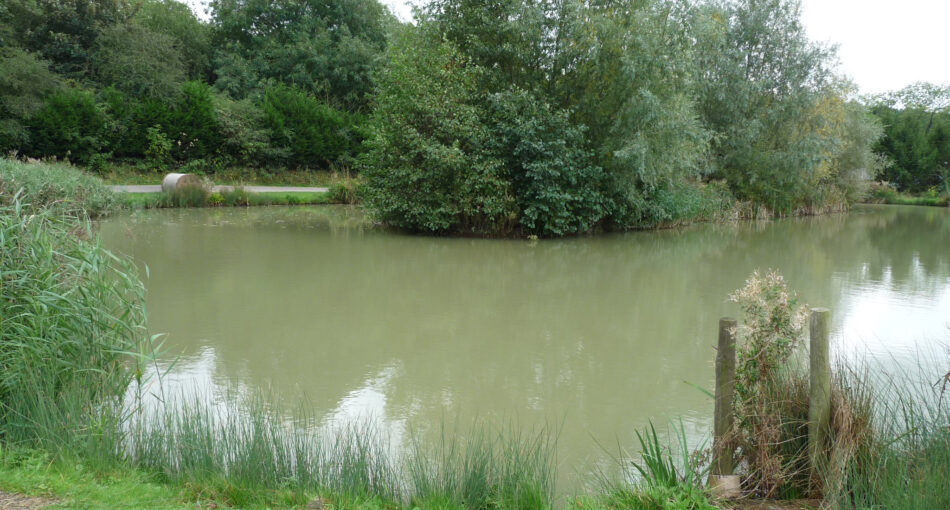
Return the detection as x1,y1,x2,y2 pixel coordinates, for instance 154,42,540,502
100,204,950,484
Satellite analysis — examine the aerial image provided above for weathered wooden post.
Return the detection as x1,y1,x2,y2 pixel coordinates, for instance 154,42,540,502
709,317,740,498
808,307,832,477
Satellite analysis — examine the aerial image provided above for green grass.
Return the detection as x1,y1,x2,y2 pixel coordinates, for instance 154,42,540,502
0,449,195,509
876,193,948,207
120,190,331,209
866,184,950,207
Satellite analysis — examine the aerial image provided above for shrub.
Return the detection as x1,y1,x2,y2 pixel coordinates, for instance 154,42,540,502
171,81,221,161
145,126,172,170
25,88,108,164
728,270,879,499
485,89,610,236
214,94,287,166
262,84,361,168
221,187,250,206
361,34,517,234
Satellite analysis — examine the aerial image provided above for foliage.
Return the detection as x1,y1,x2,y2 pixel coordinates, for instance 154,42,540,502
25,87,108,164
727,270,884,500
824,100,887,203
486,90,610,236
0,176,145,452
866,181,949,207
328,179,362,204
406,423,556,510
0,48,64,152
548,0,710,224
172,81,222,161
213,94,287,166
262,84,362,168
693,0,863,213
209,0,391,111
630,421,705,490
133,0,212,81
828,364,950,509
145,126,172,170
363,0,878,236
576,420,716,510
360,33,516,234
162,182,210,207
869,83,950,193
93,22,187,102
3,0,129,78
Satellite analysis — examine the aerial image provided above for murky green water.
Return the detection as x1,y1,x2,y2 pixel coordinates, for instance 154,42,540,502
100,204,950,483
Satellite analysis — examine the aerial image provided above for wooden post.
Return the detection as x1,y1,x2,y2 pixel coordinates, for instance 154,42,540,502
808,307,832,476
709,317,740,498
712,317,737,476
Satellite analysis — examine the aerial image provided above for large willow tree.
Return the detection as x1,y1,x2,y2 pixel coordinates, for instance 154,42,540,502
693,0,883,211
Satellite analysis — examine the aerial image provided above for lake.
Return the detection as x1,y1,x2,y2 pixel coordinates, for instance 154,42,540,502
100,204,950,487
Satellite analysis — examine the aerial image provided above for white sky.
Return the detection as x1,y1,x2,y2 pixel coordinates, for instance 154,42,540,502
799,0,950,94
186,0,950,95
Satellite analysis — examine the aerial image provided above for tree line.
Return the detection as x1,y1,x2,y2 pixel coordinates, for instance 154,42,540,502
0,0,392,171
868,83,950,194
0,0,945,235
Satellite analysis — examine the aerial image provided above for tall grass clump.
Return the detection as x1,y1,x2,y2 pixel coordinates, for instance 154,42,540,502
0,158,118,216
406,422,556,510
576,421,715,510
0,193,146,455
824,359,950,509
123,392,401,507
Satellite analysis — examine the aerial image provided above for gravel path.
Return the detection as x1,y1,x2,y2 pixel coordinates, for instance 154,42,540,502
111,185,329,193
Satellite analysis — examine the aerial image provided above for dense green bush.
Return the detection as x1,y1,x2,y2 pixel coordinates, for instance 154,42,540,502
361,35,516,234
25,88,108,164
486,90,610,236
172,81,222,161
262,84,362,168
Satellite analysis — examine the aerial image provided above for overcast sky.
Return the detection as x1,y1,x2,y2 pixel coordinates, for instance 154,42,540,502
189,0,950,95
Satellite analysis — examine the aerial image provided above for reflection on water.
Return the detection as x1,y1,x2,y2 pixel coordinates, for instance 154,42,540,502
101,204,950,486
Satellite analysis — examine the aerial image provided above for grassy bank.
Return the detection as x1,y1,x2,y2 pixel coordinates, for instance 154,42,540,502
0,158,119,216
121,190,332,209
865,182,950,207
